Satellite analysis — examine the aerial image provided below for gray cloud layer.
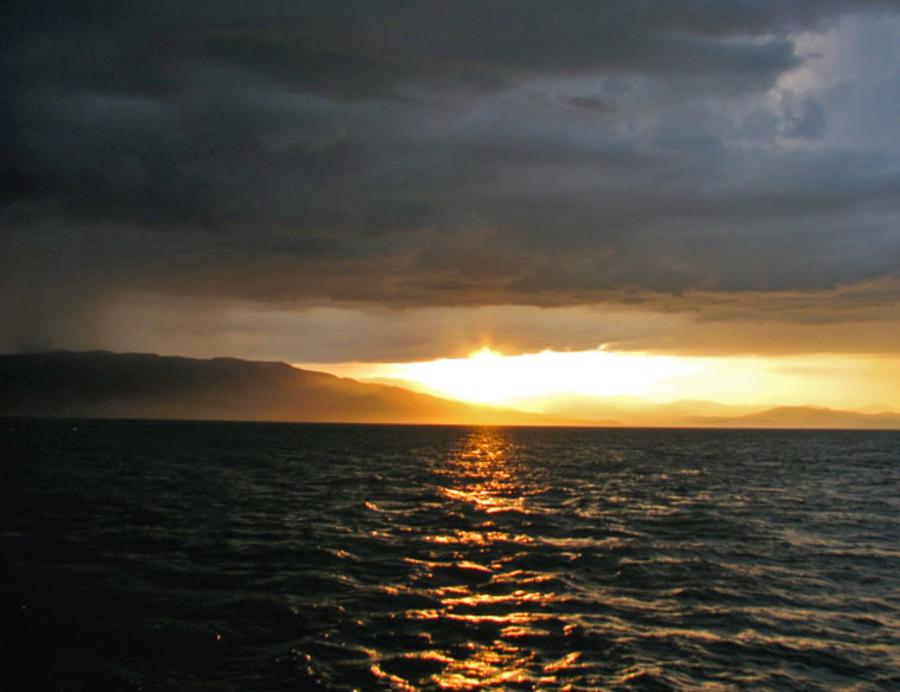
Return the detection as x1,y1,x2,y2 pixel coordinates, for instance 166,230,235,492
3,1,900,351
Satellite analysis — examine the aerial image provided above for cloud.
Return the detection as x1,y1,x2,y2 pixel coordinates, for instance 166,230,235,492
31,280,900,364
3,1,900,353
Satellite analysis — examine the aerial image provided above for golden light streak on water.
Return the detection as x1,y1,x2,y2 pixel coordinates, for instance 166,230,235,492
378,429,581,689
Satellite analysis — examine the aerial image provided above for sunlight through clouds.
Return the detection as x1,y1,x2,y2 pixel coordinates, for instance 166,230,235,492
304,347,900,412
380,347,698,404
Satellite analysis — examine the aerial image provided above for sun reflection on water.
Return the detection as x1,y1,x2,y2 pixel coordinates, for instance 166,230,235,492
366,429,582,689
435,433,527,516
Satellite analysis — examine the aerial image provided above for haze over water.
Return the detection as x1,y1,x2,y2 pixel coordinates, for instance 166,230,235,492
2,419,899,690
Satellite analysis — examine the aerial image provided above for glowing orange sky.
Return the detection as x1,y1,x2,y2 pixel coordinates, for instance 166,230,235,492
299,346,900,412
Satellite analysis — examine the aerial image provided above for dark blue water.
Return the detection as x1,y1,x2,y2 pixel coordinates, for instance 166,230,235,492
2,420,899,690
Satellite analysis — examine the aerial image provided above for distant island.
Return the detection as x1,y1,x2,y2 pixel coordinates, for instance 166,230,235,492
2,351,899,429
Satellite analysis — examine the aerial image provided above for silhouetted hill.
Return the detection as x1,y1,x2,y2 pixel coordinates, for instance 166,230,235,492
695,406,900,430
0,351,557,425
4,353,897,429
505,393,900,429
504,393,759,427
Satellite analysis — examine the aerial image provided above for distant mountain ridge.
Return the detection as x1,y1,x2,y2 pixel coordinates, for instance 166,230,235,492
2,352,898,429
504,392,900,430
504,393,760,427
0,351,560,425
694,405,900,430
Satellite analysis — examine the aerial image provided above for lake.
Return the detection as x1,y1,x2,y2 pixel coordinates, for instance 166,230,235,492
2,420,898,690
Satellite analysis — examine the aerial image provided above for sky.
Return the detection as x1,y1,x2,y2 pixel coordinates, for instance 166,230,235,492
3,1,900,410
304,347,900,412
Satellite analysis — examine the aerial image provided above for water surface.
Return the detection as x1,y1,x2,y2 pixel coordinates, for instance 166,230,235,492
2,420,898,689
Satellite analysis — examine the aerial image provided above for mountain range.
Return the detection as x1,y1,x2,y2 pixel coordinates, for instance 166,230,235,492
503,392,900,429
0,351,555,425
2,351,899,429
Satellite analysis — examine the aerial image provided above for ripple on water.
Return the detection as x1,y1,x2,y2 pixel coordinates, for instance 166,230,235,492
2,421,899,689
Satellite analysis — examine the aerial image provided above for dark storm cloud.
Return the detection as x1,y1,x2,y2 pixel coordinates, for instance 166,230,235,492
3,0,900,350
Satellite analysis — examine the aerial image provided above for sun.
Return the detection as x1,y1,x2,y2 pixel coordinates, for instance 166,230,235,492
296,346,900,412
378,346,699,405
395,347,519,404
